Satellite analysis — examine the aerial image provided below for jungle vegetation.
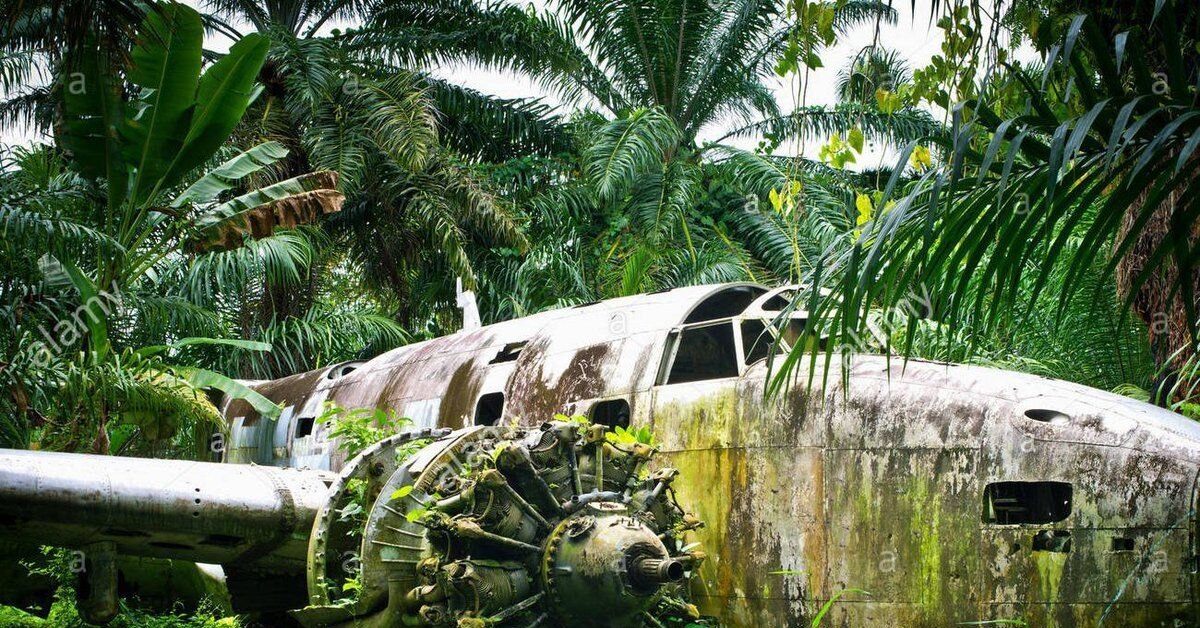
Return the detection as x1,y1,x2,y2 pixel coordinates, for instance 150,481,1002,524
0,0,1196,623
0,0,1195,526
0,0,1196,450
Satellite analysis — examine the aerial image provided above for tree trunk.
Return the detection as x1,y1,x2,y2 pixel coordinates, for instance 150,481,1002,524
1116,157,1200,402
92,405,110,455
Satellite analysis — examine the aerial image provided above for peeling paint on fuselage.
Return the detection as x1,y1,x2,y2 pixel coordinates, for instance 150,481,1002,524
223,283,1200,626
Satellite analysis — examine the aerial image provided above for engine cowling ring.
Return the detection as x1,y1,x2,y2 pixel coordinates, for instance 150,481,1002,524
298,421,706,627
305,428,449,610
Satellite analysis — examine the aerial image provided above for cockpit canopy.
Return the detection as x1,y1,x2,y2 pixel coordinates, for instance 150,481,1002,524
658,284,831,385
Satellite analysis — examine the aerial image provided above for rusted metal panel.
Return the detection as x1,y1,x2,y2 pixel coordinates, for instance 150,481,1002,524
222,365,328,426
506,338,616,420
823,447,980,624
978,398,1196,626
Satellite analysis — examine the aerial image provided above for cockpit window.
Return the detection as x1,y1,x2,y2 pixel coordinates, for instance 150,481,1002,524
741,320,773,366
776,317,829,352
735,315,828,368
780,317,806,346
760,290,797,312
683,286,767,323
666,322,739,384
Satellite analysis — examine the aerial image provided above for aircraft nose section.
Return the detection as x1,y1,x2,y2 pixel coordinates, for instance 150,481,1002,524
974,393,1200,625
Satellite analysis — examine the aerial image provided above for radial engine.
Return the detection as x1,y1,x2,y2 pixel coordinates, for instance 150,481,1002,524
0,421,706,627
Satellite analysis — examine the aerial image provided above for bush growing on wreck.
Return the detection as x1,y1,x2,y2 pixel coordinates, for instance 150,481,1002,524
3,549,239,627
321,402,418,457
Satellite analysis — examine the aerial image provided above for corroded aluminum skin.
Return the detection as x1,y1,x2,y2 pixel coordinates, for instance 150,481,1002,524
2,282,1198,626
656,357,1200,626
219,283,748,470
0,449,333,572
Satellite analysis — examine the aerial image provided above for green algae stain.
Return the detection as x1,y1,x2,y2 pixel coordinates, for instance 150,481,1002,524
1033,550,1067,603
854,460,875,528
1031,549,1068,628
907,474,943,613
657,402,737,611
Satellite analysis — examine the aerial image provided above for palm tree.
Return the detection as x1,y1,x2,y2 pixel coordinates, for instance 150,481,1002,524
782,0,1200,405
365,0,940,305
370,0,902,139
196,0,551,330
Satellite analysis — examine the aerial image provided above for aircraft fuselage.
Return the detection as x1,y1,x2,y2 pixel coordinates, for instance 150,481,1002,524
219,283,1200,626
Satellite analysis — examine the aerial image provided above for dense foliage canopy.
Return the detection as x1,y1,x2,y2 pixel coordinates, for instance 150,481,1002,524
0,0,1195,456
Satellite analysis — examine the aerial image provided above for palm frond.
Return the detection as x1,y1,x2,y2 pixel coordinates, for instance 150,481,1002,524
423,77,569,161
725,104,944,147
240,303,408,379
356,72,439,172
182,229,317,306
584,107,681,201
361,1,627,111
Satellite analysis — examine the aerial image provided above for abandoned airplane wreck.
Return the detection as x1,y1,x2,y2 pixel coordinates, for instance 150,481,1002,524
1,282,1198,626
